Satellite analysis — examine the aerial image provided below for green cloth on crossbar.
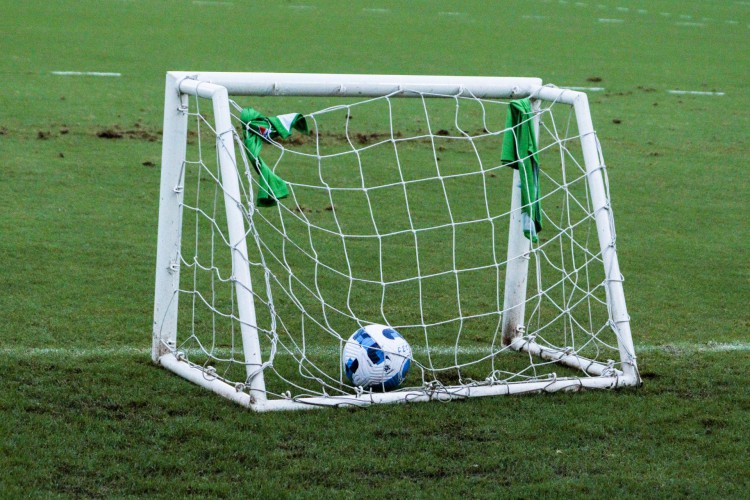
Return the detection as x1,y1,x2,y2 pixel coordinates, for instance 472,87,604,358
240,107,309,207
500,98,542,242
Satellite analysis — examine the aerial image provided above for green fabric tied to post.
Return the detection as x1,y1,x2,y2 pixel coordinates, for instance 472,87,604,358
240,107,309,207
500,98,542,242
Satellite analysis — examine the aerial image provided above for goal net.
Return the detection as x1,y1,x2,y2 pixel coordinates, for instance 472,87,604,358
152,73,640,411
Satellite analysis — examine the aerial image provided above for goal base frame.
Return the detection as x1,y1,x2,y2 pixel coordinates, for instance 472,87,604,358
153,71,641,411
158,348,639,412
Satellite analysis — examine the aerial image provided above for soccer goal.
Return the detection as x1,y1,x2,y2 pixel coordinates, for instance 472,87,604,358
152,72,640,411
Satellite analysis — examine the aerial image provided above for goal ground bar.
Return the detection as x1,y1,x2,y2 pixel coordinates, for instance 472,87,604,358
158,352,639,412
509,337,625,377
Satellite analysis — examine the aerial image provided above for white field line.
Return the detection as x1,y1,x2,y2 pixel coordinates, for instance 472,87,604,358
598,18,624,23
52,71,121,77
668,89,725,96
192,0,233,5
363,8,390,13
539,0,740,26
2,342,749,359
567,86,605,92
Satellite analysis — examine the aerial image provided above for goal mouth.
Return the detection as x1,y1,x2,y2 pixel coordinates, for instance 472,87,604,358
153,72,640,411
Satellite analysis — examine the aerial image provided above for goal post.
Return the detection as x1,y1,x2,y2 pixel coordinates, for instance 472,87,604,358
152,72,640,411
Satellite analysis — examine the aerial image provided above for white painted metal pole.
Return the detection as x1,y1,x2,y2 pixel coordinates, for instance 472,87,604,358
169,72,543,99
509,338,622,377
501,99,539,345
159,353,254,407
572,93,639,382
159,352,638,412
501,169,531,345
207,83,268,403
152,73,188,362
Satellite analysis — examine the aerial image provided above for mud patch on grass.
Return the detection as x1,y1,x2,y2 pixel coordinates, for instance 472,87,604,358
96,125,161,142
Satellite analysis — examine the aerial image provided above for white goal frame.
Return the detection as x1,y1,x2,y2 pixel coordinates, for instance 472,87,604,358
152,71,640,411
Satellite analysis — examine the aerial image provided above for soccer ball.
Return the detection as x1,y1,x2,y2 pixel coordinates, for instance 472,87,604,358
342,324,412,391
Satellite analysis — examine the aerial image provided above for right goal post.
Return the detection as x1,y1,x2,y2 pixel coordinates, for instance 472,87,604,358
152,72,640,411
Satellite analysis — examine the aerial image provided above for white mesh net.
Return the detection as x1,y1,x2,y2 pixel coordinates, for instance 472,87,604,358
169,87,626,405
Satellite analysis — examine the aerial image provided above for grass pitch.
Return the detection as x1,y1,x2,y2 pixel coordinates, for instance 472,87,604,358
1,0,749,497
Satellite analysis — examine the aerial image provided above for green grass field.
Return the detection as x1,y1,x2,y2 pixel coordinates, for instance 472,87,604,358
1,0,749,496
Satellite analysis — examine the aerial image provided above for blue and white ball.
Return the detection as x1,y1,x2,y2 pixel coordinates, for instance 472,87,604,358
342,324,412,391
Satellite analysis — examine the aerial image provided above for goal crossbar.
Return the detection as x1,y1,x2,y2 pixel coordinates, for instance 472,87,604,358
172,71,544,99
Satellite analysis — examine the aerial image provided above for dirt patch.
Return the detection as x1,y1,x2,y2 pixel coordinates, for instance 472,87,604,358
97,129,124,139
96,125,161,142
354,131,395,144
293,204,313,214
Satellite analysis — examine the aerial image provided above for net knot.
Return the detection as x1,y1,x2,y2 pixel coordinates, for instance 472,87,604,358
423,380,446,396
601,359,617,376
